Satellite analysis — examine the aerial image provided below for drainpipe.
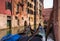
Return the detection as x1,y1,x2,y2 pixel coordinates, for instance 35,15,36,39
34,0,36,31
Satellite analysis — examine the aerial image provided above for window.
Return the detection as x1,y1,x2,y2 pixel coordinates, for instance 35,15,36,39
16,4,19,14
39,4,41,9
34,6,35,10
5,1,12,11
29,17,30,20
18,19,19,25
7,20,11,27
27,8,33,14
15,16,18,20
18,2,24,11
27,2,29,7
31,0,34,2
22,17,24,20
44,20,47,24
22,6,24,11
39,10,42,16
7,16,11,30
22,0,24,11
30,4,33,8
7,16,11,20
27,8,29,13
39,0,43,3
30,10,33,14
27,2,33,8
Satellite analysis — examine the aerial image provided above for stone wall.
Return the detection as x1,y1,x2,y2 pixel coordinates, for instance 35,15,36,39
0,14,7,29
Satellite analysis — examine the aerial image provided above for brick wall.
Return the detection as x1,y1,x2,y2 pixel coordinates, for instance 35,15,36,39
53,0,58,41
58,0,60,41
42,8,52,21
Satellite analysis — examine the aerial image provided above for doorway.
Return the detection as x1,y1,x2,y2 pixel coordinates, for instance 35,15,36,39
7,16,11,34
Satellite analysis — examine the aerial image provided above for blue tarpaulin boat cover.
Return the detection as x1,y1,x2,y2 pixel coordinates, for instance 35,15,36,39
1,34,22,41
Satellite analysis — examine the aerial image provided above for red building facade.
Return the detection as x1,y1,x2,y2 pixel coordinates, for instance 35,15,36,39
47,0,59,41
42,8,52,21
0,0,11,15
53,0,58,41
0,0,12,38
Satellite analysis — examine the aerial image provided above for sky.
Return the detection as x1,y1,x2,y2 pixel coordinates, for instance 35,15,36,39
44,0,53,8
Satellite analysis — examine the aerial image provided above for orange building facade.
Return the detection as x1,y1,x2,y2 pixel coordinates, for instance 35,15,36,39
0,0,43,38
